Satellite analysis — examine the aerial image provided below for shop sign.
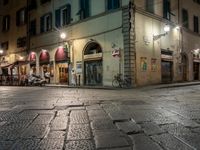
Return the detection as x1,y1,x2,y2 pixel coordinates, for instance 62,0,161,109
194,58,200,62
151,58,157,72
140,57,147,71
112,49,120,57
84,53,102,60
76,61,82,74
161,54,173,60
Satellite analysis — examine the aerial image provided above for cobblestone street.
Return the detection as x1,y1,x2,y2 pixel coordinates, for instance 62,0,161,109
0,85,200,150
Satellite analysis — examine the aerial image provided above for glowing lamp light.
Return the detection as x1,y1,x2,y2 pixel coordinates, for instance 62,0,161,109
0,49,3,54
19,56,24,60
164,25,170,32
60,32,66,39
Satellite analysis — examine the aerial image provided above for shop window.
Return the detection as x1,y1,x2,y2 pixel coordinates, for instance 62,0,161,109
77,0,90,20
55,4,71,28
30,19,36,36
16,8,27,26
182,9,189,28
2,15,10,32
107,0,120,10
163,0,171,20
146,0,154,13
194,16,199,33
40,13,52,33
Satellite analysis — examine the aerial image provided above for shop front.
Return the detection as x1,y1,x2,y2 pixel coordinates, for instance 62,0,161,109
161,49,173,83
29,52,36,75
39,50,50,83
55,46,69,84
83,42,103,86
193,60,200,80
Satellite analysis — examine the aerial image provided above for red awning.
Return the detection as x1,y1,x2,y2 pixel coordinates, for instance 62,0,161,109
39,51,50,64
55,47,68,62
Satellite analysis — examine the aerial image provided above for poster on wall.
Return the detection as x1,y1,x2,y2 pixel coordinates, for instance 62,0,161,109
140,57,147,71
151,58,157,72
76,61,82,74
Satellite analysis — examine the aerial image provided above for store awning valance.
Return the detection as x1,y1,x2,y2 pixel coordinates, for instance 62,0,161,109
39,51,50,65
55,47,68,62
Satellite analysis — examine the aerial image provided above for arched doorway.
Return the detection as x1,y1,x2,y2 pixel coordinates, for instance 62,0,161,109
182,54,188,81
84,42,103,86
55,46,69,84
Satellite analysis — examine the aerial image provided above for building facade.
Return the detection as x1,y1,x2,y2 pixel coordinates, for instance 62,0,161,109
27,0,134,86
0,0,28,78
0,0,200,87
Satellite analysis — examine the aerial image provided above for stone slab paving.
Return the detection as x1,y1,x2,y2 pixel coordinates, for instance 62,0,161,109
67,124,92,140
70,110,89,124
50,116,68,131
93,130,130,149
129,134,163,150
1,86,200,149
65,140,95,150
116,120,142,134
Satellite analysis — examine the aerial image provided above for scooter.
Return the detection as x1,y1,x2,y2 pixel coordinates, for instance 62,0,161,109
28,74,46,86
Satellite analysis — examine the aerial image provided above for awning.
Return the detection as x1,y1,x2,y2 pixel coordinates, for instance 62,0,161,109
39,51,50,65
55,47,68,62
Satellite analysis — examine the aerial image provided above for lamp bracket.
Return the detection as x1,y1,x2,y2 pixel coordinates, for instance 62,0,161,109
153,32,168,41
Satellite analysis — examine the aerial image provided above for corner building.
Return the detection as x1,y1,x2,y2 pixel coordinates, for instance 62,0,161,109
28,0,135,86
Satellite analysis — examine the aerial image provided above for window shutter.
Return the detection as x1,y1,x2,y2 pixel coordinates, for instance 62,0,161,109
113,0,119,9
40,16,44,33
66,4,71,24
16,11,20,26
55,9,61,27
7,15,10,30
49,12,52,30
107,0,112,10
85,0,89,18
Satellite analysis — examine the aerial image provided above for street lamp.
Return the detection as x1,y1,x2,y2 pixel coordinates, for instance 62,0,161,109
0,49,3,55
60,32,66,39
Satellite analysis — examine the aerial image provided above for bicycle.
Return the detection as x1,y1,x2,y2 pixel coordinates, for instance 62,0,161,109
112,73,131,88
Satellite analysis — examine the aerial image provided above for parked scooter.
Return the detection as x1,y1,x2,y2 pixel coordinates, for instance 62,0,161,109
28,74,46,86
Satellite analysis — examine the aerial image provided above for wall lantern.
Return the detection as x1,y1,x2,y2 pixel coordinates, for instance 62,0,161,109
60,32,66,39
153,24,170,41
0,49,3,54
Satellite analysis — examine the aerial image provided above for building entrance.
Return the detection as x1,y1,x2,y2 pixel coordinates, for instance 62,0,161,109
84,60,102,85
161,61,173,83
83,42,103,86
193,62,199,80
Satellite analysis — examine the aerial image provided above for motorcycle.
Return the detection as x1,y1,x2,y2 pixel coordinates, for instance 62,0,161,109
28,74,46,86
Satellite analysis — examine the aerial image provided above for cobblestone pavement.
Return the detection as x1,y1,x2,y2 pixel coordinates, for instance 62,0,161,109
0,85,200,149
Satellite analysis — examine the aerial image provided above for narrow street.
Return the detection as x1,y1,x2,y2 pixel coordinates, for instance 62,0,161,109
0,85,200,149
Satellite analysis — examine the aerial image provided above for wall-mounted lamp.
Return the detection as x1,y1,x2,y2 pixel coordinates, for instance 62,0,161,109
0,49,3,55
153,25,170,41
60,32,66,39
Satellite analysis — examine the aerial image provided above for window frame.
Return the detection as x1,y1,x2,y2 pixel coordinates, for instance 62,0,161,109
182,8,189,29
145,0,154,14
2,15,10,32
194,15,199,33
16,7,27,26
40,12,52,33
106,0,120,11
